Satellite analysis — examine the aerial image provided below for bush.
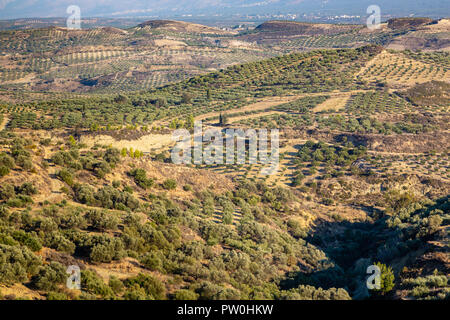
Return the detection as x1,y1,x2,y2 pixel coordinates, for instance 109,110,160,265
16,182,37,196
43,232,76,254
109,275,124,295
89,237,125,263
0,153,15,169
0,183,15,200
85,210,119,231
123,286,149,300
0,244,41,284
0,233,17,246
124,273,165,300
32,262,66,291
141,252,163,272
73,184,139,211
287,219,307,239
222,202,234,225
57,169,74,187
104,148,120,166
0,166,10,177
372,262,395,294
129,169,154,189
73,183,95,204
112,180,121,188
174,289,199,300
203,197,215,216
12,230,42,252
6,195,33,208
21,159,33,171
81,270,114,298
279,285,351,300
162,179,177,190
196,282,240,300
94,186,139,211
47,292,69,300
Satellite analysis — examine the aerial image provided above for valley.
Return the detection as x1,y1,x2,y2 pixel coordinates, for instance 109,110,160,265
0,17,448,301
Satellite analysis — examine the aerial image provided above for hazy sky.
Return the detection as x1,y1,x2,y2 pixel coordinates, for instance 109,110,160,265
0,0,448,19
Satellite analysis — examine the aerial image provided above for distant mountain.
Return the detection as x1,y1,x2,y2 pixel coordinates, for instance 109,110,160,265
0,0,449,20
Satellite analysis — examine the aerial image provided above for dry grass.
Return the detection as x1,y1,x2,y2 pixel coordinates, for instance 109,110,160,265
313,93,352,112
0,284,43,300
153,39,187,47
357,50,450,87
80,133,175,154
0,115,9,130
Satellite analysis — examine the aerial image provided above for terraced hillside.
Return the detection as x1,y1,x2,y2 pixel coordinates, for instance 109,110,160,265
0,18,448,96
0,21,272,94
0,20,448,302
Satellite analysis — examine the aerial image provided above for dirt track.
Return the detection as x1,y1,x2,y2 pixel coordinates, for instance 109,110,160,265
0,115,9,130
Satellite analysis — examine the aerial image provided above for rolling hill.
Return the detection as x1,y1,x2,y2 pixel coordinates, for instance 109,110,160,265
0,18,448,97
0,17,448,301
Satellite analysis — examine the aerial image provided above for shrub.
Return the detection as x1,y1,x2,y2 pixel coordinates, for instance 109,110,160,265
104,148,121,166
40,138,52,146
287,219,307,239
85,210,119,231
81,270,114,298
6,195,33,208
47,292,69,300
0,154,15,169
124,273,165,300
0,244,41,284
123,185,134,195
162,179,177,190
0,166,10,177
223,211,233,225
197,282,240,300
0,233,17,246
174,289,199,300
372,262,395,294
0,183,15,200
12,230,42,252
203,197,215,216
21,159,33,171
94,186,139,211
73,184,95,205
141,252,163,272
43,232,76,254
16,182,37,196
73,184,139,211
109,275,125,295
89,237,125,263
222,202,234,225
57,169,74,187
123,285,148,300
279,285,351,300
112,180,121,188
129,169,154,189
32,262,66,291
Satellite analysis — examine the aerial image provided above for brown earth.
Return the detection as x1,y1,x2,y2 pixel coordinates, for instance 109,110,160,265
387,18,434,30
136,20,234,35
